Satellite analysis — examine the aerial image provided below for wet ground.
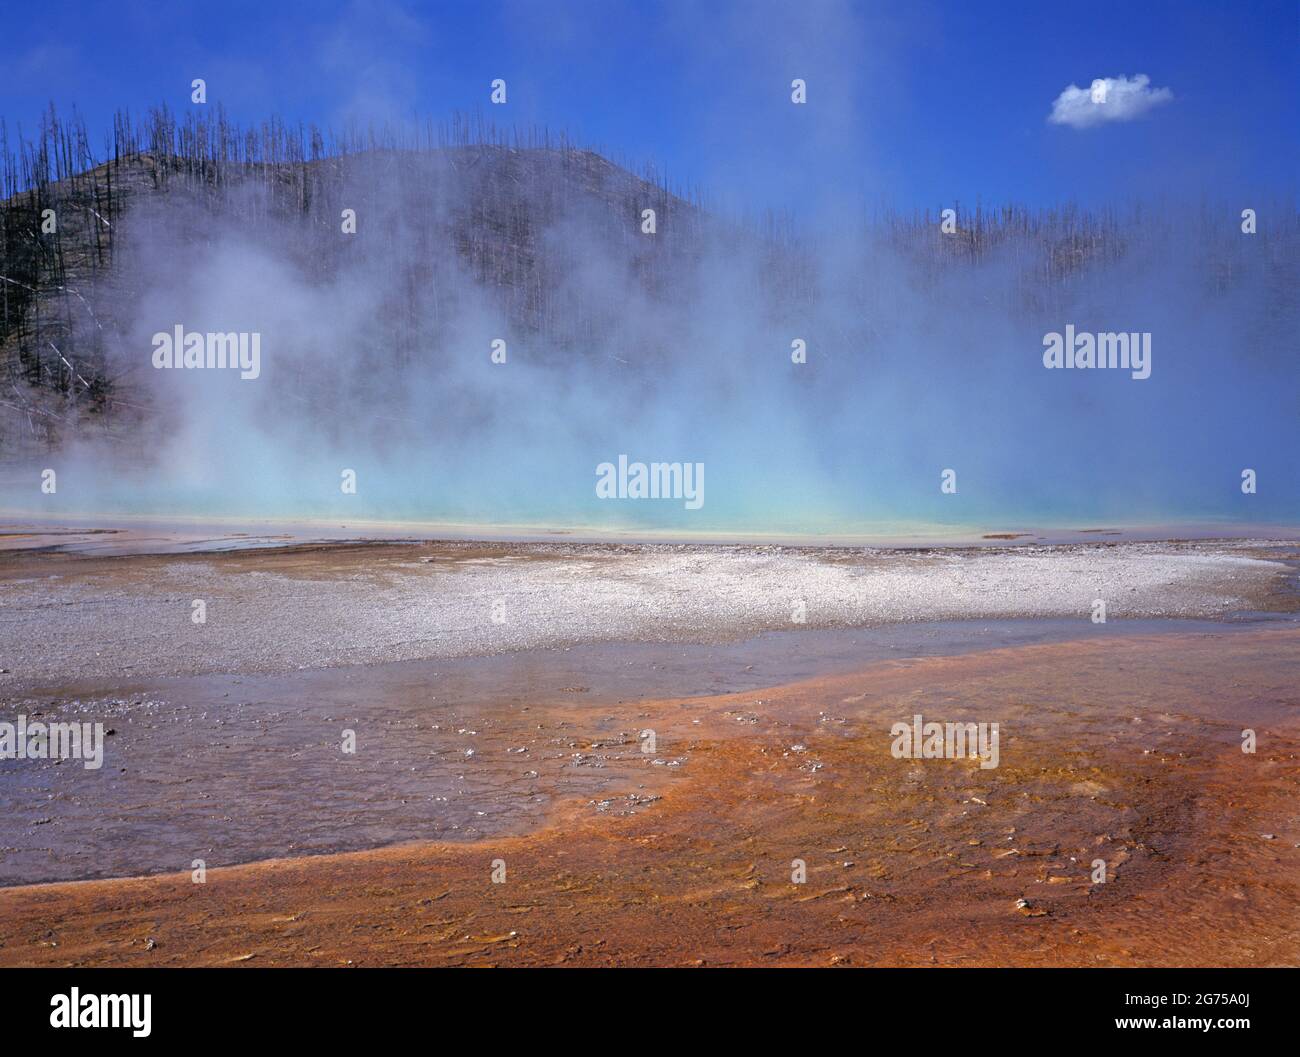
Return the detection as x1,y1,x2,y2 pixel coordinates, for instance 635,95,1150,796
5,615,1295,886
2,535,1296,685
5,515,1299,553
0,536,1297,966
0,626,1296,967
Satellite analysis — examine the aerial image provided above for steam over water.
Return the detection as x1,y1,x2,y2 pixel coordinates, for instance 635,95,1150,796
6,142,1298,536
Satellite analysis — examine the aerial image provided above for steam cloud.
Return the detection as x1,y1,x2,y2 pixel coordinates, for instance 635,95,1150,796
21,144,1297,538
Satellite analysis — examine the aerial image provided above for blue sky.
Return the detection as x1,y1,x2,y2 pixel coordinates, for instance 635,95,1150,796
1,0,1295,217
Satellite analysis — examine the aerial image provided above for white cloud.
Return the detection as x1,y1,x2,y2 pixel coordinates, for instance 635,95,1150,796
1048,74,1173,129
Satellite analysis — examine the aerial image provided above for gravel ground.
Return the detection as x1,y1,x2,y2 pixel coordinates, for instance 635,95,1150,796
0,539,1295,686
